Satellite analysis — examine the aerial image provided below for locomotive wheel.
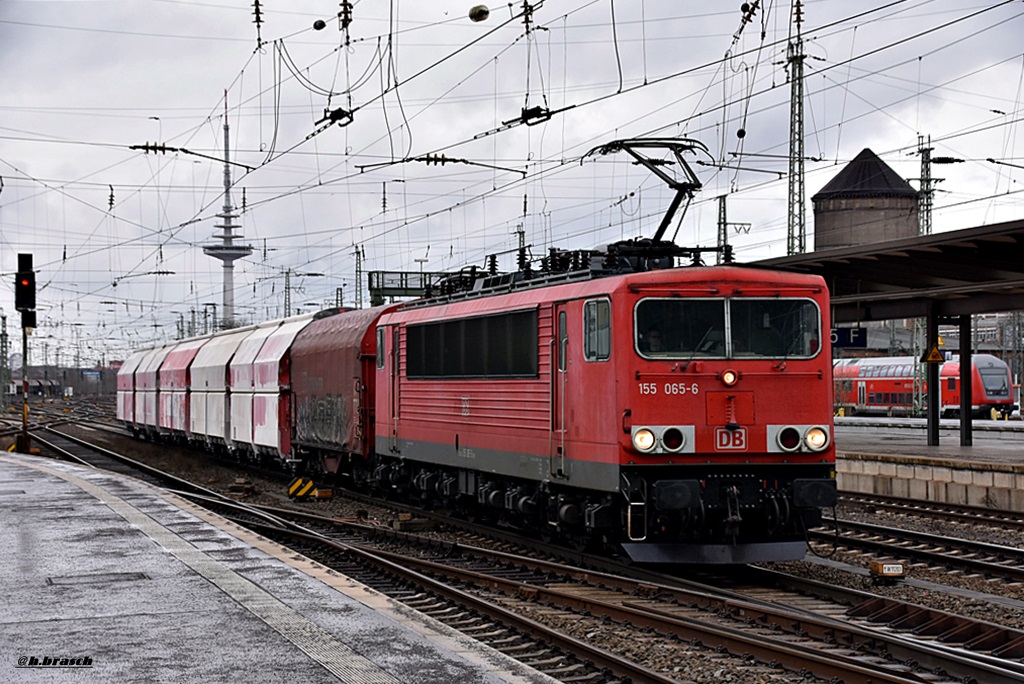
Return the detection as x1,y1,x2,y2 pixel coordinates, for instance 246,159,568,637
568,532,595,553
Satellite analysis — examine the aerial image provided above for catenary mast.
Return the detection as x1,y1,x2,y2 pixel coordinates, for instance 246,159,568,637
786,0,806,255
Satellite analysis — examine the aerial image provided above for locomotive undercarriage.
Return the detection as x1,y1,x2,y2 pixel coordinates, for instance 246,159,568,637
616,466,837,562
340,452,837,564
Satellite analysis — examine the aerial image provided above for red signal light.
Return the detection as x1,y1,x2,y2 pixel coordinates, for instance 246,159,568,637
15,269,35,311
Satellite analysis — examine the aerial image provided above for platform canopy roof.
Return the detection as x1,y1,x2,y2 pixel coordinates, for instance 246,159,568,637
749,218,1024,324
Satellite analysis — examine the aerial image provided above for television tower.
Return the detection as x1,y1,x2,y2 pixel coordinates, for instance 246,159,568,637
203,98,252,329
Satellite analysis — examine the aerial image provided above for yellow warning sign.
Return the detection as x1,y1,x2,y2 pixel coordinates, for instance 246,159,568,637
921,344,945,363
937,335,945,346
288,477,316,499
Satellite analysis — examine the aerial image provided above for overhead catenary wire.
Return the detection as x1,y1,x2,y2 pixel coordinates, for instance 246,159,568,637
4,0,1024,349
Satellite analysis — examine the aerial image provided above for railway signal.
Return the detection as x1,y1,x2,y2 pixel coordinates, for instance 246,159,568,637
14,253,35,453
15,253,35,312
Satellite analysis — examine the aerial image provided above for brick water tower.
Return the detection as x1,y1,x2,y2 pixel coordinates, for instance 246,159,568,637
812,148,919,250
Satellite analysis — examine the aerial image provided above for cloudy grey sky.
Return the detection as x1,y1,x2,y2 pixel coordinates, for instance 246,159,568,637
1,0,1023,364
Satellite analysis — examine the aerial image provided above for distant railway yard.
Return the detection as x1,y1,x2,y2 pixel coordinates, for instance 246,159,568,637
4,398,1024,684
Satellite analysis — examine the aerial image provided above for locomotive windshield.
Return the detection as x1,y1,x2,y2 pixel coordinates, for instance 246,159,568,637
980,367,1010,397
635,297,820,359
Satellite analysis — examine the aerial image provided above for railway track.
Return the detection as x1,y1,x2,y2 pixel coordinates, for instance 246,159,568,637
28,429,678,684
1,398,122,442
30,424,1024,684
1,413,79,439
235,518,672,684
208,498,1024,684
835,416,1024,432
840,492,1024,532
814,516,1024,584
323,485,1024,682
31,427,235,499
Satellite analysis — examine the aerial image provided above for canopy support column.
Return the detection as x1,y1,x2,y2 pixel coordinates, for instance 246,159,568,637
927,306,940,446
959,315,973,446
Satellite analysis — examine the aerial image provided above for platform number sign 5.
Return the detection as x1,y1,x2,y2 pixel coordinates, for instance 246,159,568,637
831,327,867,349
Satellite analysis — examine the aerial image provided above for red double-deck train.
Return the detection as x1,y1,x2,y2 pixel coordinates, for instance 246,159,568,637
118,243,837,564
833,354,1017,419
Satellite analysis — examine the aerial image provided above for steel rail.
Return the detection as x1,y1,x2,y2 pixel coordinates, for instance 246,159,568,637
243,521,679,684
820,517,1024,583
840,492,1024,531
37,423,1024,684
352,545,947,684
192,496,1024,684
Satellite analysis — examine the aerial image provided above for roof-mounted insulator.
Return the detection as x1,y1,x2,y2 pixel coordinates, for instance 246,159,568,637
252,0,264,48
517,246,530,276
338,1,353,30
521,0,534,29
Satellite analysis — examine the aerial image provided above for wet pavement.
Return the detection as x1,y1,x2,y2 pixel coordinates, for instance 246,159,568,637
835,417,1024,466
0,454,556,684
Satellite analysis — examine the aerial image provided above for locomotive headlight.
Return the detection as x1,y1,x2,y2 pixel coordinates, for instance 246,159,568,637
803,426,830,452
776,426,802,452
632,428,657,452
661,427,685,452
720,369,739,387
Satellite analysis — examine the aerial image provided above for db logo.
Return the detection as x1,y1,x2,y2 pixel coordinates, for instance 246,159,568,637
715,427,747,450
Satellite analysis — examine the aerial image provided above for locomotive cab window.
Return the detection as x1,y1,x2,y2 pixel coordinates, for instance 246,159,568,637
730,299,820,358
376,328,385,369
635,297,820,360
584,299,611,361
636,299,724,357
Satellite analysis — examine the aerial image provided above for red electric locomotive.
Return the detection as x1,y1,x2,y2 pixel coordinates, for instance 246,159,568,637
116,138,835,564
371,249,837,564
833,354,1017,419
116,247,837,564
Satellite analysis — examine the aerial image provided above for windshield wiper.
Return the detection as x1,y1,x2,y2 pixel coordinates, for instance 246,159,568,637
681,326,714,371
772,332,802,369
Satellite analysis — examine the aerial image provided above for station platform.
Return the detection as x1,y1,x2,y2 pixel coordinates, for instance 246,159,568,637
0,453,556,684
835,418,1024,463
834,422,1024,512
